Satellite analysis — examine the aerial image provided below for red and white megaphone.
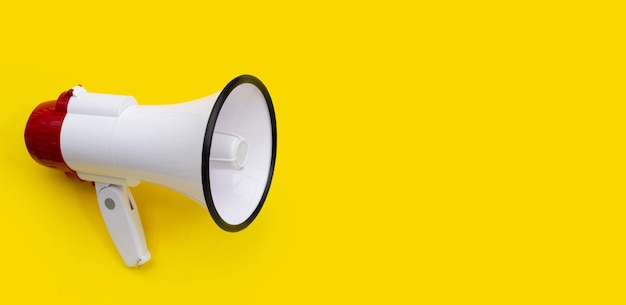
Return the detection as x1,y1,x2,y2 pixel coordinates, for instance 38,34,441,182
24,75,277,267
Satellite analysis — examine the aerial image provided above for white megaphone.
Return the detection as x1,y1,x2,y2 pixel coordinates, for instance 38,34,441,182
24,75,277,267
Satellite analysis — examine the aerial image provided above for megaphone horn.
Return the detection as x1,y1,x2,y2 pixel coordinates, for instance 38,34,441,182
24,75,277,267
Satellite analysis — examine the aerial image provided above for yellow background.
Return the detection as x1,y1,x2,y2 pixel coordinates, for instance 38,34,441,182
0,1,624,303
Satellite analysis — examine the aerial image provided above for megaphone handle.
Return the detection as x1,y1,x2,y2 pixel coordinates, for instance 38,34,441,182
95,183,151,267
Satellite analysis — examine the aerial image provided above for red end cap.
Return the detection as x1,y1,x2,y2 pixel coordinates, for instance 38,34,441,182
24,89,81,180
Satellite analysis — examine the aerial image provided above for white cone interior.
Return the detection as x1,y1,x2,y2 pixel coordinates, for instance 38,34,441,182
209,83,273,226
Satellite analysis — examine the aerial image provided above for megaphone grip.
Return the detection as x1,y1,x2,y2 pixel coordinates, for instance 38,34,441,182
95,183,151,267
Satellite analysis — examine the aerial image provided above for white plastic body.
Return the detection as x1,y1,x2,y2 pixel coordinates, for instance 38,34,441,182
96,182,150,267
62,86,216,205
61,84,272,226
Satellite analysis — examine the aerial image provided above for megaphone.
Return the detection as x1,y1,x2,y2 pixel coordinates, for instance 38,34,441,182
24,75,277,267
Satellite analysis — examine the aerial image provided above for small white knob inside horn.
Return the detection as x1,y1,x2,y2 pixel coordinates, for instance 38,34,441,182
210,132,248,169
235,139,248,169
